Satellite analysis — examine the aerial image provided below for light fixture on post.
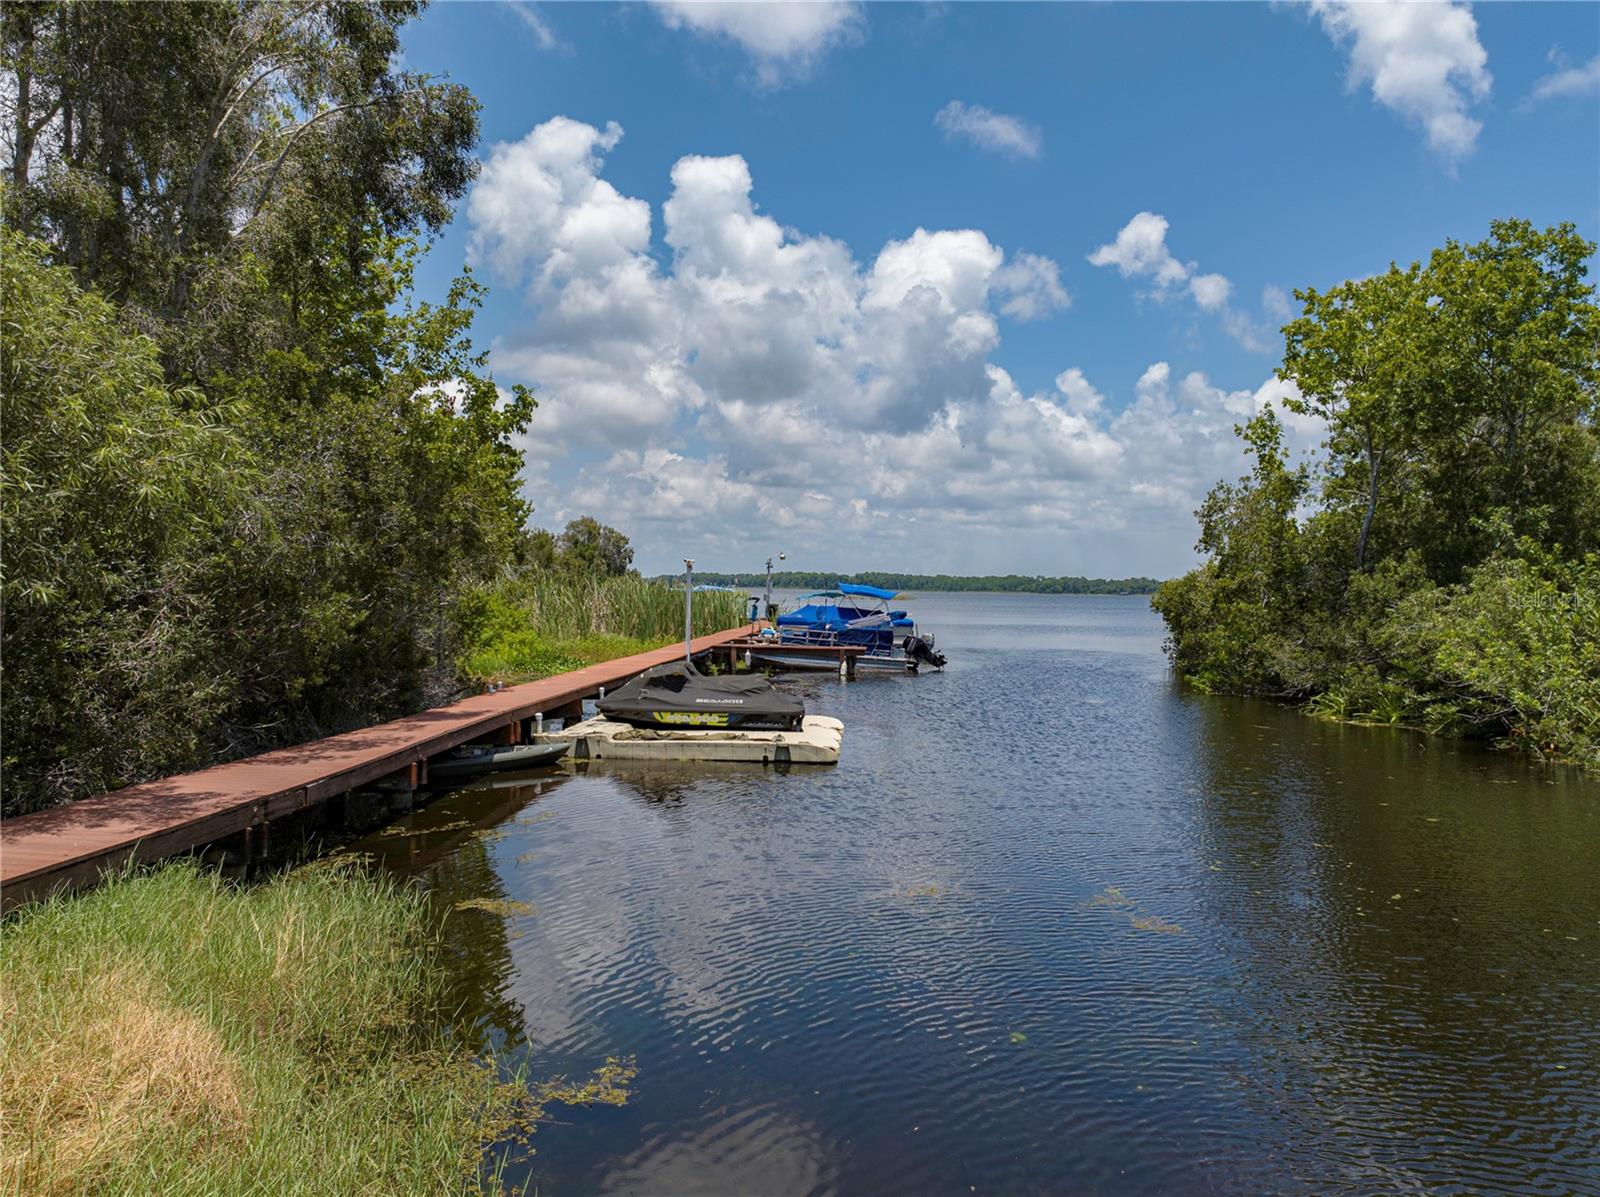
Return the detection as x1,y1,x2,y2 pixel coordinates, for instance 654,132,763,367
765,552,786,623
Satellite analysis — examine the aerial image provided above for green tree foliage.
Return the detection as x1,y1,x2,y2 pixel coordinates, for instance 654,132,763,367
555,516,635,578
199,237,535,753
1,229,247,803
0,4,540,815
1156,220,1600,765
2,0,476,363
1,221,533,813
1156,409,1310,694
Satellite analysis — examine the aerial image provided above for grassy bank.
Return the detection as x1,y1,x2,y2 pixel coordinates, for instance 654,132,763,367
0,862,519,1196
458,574,749,686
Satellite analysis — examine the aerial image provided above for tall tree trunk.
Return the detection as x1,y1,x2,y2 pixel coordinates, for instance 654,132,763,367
1356,435,1381,572
10,10,34,190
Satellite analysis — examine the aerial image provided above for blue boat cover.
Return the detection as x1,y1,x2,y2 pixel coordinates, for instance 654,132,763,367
838,582,899,600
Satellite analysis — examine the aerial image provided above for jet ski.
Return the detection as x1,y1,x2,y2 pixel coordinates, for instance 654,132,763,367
597,663,804,731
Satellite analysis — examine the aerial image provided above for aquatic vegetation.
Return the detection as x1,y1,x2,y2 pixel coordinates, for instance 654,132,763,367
452,898,535,918
1305,690,1353,720
382,819,475,838
1088,886,1183,934
1087,886,1135,910
1357,685,1413,726
1130,915,1183,934
480,1057,639,1164
900,884,943,898
532,1056,638,1111
0,861,518,1195
1009,1032,1028,1045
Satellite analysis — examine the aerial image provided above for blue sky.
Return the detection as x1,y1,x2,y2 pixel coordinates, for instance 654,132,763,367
400,1,1599,577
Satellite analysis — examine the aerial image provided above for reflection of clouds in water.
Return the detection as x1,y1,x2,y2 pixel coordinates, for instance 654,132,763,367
503,778,672,1054
600,1103,835,1197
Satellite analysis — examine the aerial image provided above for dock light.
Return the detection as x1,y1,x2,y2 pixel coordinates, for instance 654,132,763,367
765,552,786,624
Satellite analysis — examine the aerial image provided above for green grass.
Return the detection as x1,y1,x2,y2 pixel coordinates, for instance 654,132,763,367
458,575,749,686
0,861,520,1196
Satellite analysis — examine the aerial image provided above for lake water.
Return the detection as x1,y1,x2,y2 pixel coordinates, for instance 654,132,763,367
353,593,1600,1195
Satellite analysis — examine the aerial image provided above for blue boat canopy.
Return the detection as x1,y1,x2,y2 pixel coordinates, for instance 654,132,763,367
838,582,898,600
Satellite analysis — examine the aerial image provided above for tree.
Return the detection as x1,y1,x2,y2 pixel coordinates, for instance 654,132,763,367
1280,262,1433,573
1280,221,1599,583
1,228,248,810
1,1,477,365
0,6,540,812
1153,408,1310,694
1159,219,1600,762
556,517,635,577
1424,220,1600,567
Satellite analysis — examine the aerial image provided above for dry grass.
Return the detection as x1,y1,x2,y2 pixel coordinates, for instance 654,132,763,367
1,968,247,1195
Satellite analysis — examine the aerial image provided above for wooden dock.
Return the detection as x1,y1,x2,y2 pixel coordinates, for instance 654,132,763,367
0,626,756,912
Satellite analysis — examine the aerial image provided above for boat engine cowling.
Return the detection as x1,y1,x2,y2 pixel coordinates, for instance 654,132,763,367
902,634,947,670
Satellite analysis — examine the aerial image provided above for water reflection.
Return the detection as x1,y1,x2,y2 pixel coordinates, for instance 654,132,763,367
355,595,1598,1195
350,772,571,1055
1190,697,1600,1192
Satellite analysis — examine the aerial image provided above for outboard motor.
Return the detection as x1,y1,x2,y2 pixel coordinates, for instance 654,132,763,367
902,634,947,671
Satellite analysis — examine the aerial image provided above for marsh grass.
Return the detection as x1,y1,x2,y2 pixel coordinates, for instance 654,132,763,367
0,860,516,1196
459,576,748,685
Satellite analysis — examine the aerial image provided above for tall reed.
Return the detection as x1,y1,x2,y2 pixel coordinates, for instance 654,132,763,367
510,574,748,642
457,574,749,685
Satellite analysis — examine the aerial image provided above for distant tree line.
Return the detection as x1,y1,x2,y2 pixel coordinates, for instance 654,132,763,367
1154,220,1599,767
660,572,1162,594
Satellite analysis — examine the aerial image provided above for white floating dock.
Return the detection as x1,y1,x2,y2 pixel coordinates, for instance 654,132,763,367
536,715,843,765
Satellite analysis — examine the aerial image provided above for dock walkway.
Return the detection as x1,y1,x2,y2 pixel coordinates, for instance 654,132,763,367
0,626,756,911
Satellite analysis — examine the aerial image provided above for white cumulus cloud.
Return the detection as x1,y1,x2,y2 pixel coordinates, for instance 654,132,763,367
650,1,864,85
934,101,1043,159
467,116,1322,574
1088,213,1270,352
1308,0,1492,165
1053,367,1105,416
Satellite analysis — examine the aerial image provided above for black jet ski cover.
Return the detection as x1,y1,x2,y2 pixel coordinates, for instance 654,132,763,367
597,664,805,731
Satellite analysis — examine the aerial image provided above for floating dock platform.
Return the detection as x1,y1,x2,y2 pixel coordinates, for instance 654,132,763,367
537,716,843,765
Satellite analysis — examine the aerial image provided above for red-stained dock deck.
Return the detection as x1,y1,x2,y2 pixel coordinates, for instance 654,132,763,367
0,626,757,912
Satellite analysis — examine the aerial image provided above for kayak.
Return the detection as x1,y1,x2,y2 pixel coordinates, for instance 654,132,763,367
426,741,569,781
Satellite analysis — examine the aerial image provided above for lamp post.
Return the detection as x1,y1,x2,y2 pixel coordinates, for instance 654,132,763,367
683,558,695,665
764,552,786,624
